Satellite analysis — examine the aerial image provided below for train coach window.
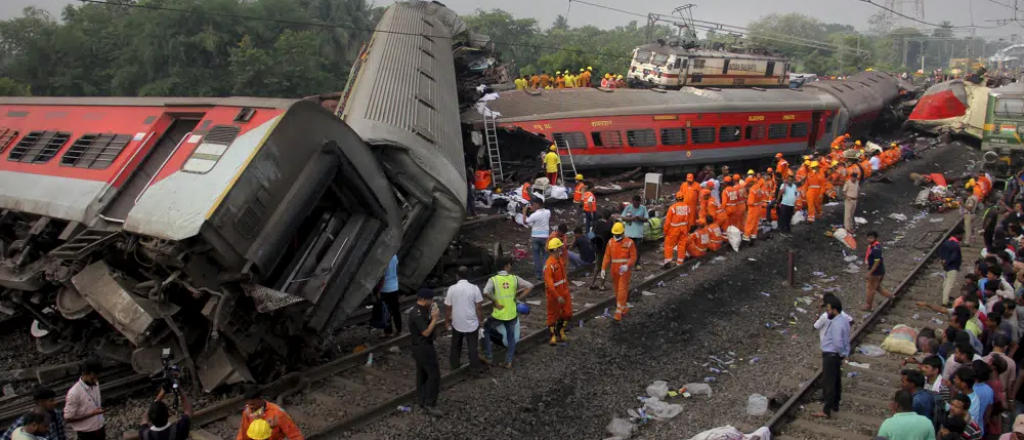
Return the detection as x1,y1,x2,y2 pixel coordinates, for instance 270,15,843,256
745,125,765,141
768,124,788,139
0,128,18,153
62,133,132,169
790,123,809,138
591,131,623,148
553,132,587,149
8,130,71,164
693,59,706,69
691,127,715,144
718,126,741,142
674,58,683,69
626,129,657,147
660,128,687,146
183,125,241,174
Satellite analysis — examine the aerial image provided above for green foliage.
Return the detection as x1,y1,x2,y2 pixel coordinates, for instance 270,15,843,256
0,78,31,96
0,0,373,97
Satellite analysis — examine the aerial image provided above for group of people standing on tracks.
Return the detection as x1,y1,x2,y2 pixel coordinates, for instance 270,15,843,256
512,66,628,91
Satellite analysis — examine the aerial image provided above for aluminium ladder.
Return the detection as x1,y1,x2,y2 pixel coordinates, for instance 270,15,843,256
556,140,579,187
483,115,504,182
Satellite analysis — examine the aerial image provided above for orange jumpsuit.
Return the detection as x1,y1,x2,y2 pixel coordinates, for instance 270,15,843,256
776,159,791,181
679,182,701,226
603,237,637,321
708,196,727,227
530,75,540,89
549,231,569,270
795,165,808,183
686,227,710,258
743,181,765,240
832,164,847,185
831,135,847,149
663,202,690,264
805,170,826,222
762,177,777,221
722,186,740,230
736,183,749,231
707,223,724,251
543,254,571,326
978,175,992,199
858,159,872,179
846,164,862,182
573,182,585,205
236,402,303,440
698,193,710,222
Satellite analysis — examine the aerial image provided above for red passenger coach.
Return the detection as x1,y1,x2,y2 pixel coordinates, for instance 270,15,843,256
465,87,841,170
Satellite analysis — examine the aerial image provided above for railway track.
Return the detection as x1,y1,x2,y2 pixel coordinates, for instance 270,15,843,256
0,367,149,429
763,217,963,440
121,240,695,440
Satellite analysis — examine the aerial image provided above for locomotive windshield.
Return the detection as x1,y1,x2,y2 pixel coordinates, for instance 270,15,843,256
652,53,670,66
634,50,653,63
995,97,1024,117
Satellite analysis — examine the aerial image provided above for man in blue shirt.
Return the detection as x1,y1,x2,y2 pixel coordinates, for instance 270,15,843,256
953,365,992,436
900,369,934,422
812,295,850,419
938,229,963,307
864,231,894,311
371,255,401,336
621,195,648,271
775,174,798,235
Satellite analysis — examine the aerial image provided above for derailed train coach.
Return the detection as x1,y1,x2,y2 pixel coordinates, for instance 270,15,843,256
0,1,467,392
463,71,902,171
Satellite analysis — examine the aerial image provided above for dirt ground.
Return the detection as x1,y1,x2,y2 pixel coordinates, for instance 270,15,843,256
341,138,979,440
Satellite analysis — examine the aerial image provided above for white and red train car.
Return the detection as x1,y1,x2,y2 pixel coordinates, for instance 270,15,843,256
465,71,900,171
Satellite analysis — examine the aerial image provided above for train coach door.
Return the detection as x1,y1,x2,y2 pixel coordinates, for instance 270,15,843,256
101,116,201,222
808,111,824,151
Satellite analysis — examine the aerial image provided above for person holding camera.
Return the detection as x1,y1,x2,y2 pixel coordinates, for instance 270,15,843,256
138,386,192,440
64,360,104,440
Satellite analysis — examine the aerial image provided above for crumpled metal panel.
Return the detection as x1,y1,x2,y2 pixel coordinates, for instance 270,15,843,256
70,261,157,346
196,341,254,392
240,283,306,313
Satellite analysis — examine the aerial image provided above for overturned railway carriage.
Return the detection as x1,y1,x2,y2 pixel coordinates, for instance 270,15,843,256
465,71,900,170
0,98,404,391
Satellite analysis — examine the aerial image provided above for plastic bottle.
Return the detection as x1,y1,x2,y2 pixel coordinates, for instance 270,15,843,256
397,406,412,412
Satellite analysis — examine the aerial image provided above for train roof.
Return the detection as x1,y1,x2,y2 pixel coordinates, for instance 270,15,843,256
634,43,784,60
0,96,298,109
991,81,1024,96
462,87,840,124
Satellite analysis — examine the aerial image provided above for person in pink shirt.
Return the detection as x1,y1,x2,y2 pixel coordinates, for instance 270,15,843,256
64,360,104,440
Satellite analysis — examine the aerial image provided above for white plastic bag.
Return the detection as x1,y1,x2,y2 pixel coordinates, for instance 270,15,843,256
646,380,669,399
858,344,886,357
606,417,635,439
686,426,744,440
726,226,743,252
549,185,569,200
641,397,683,421
791,210,806,225
746,394,768,416
682,382,712,397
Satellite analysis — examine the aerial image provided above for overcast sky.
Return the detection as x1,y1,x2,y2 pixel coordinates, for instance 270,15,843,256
4,0,1020,39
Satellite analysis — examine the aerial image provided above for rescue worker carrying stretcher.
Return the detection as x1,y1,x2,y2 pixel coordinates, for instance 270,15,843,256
602,222,637,322
544,238,571,345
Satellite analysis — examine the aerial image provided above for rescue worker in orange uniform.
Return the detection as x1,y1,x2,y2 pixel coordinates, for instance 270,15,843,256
539,71,551,88
474,166,493,191
601,222,637,322
831,133,850,149
237,389,304,440
521,181,532,202
544,238,571,345
686,218,710,258
663,192,691,268
743,173,768,242
830,160,846,186
795,159,811,183
706,215,724,252
762,168,777,222
858,153,872,180
735,173,748,229
530,73,540,89
581,183,597,234
805,161,826,223
845,159,862,184
698,188,711,222
775,153,791,181
721,176,740,230
678,173,701,226
573,174,586,206
555,72,566,88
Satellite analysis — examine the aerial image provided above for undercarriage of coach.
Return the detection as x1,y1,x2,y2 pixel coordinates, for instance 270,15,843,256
0,196,371,393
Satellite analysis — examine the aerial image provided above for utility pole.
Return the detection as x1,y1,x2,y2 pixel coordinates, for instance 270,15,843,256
839,38,844,74
902,37,909,69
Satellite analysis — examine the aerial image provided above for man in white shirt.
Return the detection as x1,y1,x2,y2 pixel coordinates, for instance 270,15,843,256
869,152,882,173
64,360,104,440
524,199,551,280
445,266,484,372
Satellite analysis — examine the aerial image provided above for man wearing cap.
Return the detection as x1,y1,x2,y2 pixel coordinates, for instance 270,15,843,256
408,288,442,416
573,174,586,207
236,386,303,440
775,154,791,181
679,174,701,227
602,222,637,322
663,192,690,268
544,238,572,345
482,259,535,367
805,161,826,223
543,145,560,184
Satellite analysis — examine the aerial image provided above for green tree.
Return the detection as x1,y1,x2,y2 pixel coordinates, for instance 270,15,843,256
0,77,30,96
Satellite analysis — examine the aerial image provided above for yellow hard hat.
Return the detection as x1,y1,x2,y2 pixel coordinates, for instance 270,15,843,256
495,188,503,194
890,142,897,147
747,169,755,175
617,75,623,79
587,66,593,71
556,71,561,75
247,419,273,440
611,222,625,235
549,145,557,151
803,160,811,165
575,174,584,181
810,161,820,167
580,68,585,72
966,179,975,189
831,160,838,166
548,238,564,250
855,140,862,146
803,155,811,160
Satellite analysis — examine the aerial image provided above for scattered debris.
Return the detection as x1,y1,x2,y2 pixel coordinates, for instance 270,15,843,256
606,418,635,439
526,300,542,306
682,383,713,397
641,291,656,296
746,394,769,416
888,213,908,222
844,263,860,274
930,217,944,223
760,292,771,297
858,345,886,357
855,217,868,225
844,255,858,263
847,362,871,369
712,256,727,263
